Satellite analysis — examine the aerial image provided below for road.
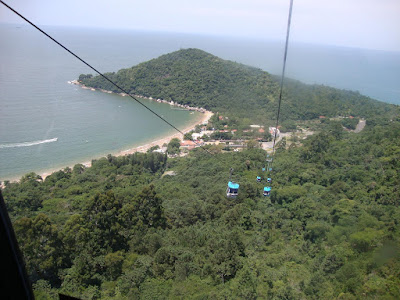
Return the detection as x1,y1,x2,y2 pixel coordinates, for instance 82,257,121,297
354,119,366,133
261,132,291,151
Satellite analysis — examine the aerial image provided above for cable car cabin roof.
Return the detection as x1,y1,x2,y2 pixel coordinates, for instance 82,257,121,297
228,181,239,189
264,187,271,192
257,176,261,179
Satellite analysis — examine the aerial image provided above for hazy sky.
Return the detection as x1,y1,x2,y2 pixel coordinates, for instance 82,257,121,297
1,0,399,51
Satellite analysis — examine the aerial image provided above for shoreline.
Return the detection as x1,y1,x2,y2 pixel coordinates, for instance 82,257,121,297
39,110,212,181
69,80,209,114
1,97,212,186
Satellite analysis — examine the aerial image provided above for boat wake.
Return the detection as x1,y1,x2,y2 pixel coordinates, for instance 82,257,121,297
0,138,58,149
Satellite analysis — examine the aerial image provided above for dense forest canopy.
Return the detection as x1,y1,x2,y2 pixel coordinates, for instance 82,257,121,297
2,48,400,299
3,115,400,299
79,48,396,123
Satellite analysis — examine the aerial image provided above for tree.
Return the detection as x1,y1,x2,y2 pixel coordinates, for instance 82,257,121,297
104,251,124,281
230,264,257,299
14,214,64,284
133,184,166,229
33,280,59,300
247,140,260,149
72,163,85,175
21,172,43,183
327,121,344,140
120,184,166,242
350,228,384,252
211,131,233,140
78,74,93,81
83,191,126,252
341,118,359,130
167,138,181,155
61,214,91,263
276,137,287,152
262,131,272,141
275,185,306,204
207,230,244,283
147,145,160,153
183,131,193,140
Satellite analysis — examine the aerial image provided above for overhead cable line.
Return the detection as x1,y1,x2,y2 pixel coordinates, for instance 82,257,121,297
0,0,189,137
258,0,293,199
271,0,294,156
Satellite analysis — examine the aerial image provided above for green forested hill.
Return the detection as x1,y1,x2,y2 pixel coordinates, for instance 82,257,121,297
2,48,399,299
79,48,395,122
3,117,400,299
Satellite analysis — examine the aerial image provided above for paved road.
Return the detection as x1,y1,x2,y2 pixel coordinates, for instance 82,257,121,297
354,119,366,133
261,132,291,150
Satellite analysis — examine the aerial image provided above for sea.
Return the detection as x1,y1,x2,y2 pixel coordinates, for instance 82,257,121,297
1,24,399,181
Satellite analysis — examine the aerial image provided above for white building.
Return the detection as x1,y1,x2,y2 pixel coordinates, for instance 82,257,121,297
269,127,280,137
192,130,213,140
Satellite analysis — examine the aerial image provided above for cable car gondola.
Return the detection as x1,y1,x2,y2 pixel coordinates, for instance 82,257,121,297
227,181,240,198
227,168,239,197
263,186,271,197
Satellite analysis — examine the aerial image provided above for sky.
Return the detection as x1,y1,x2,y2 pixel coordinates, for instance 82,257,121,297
1,0,399,52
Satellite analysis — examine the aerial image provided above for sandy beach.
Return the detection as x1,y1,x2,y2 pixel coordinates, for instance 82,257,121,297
1,110,212,186
0,81,213,187
118,110,212,156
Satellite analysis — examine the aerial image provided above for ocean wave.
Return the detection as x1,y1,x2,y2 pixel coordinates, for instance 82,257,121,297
0,138,58,149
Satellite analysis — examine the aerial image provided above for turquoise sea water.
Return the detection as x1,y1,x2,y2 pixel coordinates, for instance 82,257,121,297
0,25,202,180
0,24,399,181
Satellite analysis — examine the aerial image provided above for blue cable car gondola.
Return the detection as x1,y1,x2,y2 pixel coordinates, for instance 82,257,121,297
267,178,272,183
263,186,271,197
256,176,261,182
227,181,240,198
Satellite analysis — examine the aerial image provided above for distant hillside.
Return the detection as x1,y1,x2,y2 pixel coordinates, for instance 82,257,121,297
79,48,396,122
